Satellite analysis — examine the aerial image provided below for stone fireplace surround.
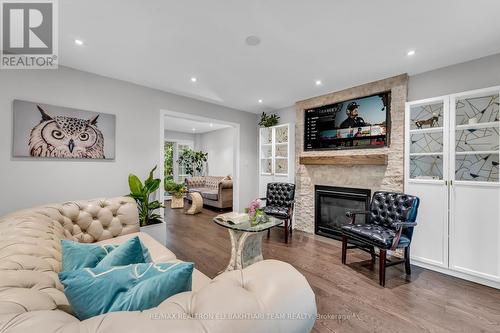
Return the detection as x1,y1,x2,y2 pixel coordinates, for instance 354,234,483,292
294,74,408,234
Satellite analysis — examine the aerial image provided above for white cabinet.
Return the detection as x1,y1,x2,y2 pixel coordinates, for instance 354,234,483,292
259,124,293,197
405,86,500,288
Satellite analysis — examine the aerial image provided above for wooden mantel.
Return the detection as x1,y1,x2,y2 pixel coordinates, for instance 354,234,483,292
299,154,388,166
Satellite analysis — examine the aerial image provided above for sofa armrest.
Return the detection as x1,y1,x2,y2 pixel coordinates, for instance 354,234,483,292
219,179,233,189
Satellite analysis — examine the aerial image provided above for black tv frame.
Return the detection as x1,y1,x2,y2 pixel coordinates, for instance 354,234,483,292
303,91,391,151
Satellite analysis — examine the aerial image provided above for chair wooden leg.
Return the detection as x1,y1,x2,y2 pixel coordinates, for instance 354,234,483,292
341,235,348,264
370,246,376,266
405,246,411,275
284,219,289,244
379,249,386,287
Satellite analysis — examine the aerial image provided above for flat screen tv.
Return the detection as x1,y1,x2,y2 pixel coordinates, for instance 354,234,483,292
304,92,391,151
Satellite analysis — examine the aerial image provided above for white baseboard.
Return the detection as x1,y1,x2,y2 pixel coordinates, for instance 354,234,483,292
412,259,500,290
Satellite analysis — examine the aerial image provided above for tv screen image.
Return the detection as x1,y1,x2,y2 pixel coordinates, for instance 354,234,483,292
304,92,390,150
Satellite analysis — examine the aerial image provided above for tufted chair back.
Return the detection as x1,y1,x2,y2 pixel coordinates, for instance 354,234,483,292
369,191,420,240
265,183,295,208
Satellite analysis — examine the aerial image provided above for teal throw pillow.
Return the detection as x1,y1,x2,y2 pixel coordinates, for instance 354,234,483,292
59,262,194,320
61,236,152,271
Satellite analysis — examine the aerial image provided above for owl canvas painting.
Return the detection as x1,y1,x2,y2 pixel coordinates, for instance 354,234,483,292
12,100,115,159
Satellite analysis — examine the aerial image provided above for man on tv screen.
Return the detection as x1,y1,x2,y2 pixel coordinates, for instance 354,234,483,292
339,102,370,128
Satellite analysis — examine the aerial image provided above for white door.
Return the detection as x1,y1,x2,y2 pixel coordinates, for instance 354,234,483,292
448,87,500,282
405,96,450,268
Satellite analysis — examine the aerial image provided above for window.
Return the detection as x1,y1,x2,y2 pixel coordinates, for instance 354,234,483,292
163,140,194,186
164,141,175,182
177,143,192,183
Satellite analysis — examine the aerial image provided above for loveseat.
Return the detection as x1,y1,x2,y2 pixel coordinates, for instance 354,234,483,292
0,197,316,332
185,176,233,209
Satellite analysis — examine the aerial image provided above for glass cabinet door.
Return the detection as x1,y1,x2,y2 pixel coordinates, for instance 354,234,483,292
260,127,273,175
274,125,289,176
452,90,499,183
408,99,447,181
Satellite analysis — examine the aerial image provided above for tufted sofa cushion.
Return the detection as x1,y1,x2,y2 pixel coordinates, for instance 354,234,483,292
0,197,140,316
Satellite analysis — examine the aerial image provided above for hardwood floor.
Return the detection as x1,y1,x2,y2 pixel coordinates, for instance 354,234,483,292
165,207,500,333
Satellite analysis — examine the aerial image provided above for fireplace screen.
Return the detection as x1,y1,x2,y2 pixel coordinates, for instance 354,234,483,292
315,185,371,240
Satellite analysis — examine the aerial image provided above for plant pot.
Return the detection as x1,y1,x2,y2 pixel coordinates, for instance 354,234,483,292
171,196,184,209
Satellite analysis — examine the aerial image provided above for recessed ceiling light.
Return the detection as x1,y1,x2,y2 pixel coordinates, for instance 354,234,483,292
192,128,196,131
209,123,213,127
74,39,84,46
190,77,197,83
245,35,261,46
407,50,416,56
315,80,322,86
258,99,263,104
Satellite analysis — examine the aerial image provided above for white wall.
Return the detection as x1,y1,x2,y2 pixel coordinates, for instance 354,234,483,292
0,66,258,216
164,130,195,143
408,53,500,101
195,127,234,177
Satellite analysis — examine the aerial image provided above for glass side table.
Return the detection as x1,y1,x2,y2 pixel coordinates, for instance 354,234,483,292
213,215,283,271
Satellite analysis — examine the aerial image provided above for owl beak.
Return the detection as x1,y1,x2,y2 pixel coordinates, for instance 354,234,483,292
68,139,75,153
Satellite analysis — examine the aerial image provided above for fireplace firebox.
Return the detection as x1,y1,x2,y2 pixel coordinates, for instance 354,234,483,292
315,185,371,240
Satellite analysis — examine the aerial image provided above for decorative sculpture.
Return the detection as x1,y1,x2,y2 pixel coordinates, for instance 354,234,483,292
415,113,440,129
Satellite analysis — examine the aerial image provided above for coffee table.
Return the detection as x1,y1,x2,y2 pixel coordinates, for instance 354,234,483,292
213,215,283,272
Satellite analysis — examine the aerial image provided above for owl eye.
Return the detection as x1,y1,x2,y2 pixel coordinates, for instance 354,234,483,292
52,130,64,139
79,133,90,141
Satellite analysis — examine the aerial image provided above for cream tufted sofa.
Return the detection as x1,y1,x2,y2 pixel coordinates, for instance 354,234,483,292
0,197,316,333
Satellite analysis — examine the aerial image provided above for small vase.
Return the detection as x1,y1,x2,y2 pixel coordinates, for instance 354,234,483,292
249,216,259,226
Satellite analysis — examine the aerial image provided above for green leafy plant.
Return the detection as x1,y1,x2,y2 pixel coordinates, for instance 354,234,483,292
177,148,208,176
128,166,164,227
164,141,174,184
258,112,280,127
165,179,187,199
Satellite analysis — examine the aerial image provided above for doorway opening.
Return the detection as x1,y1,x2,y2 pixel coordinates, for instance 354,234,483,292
159,110,240,213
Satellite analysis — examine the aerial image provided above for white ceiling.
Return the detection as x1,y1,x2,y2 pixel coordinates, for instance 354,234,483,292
60,0,500,113
164,116,231,134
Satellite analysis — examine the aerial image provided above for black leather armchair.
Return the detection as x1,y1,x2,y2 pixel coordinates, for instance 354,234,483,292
341,191,420,286
261,183,295,243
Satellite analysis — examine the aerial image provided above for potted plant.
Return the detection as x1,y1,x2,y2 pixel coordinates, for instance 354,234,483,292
258,112,280,127
127,166,164,227
177,148,208,176
165,179,187,209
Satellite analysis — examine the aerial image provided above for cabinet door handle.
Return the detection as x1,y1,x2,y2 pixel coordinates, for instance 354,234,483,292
450,180,453,186
445,180,448,186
